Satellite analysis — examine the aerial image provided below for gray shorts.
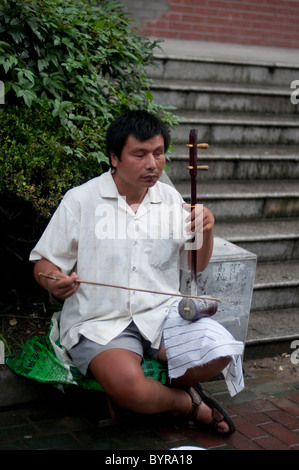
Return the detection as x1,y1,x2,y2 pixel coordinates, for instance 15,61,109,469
68,321,164,376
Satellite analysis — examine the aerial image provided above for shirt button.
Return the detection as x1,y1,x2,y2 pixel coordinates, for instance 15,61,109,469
132,266,137,271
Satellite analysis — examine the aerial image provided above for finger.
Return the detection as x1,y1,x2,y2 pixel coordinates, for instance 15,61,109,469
182,202,191,213
202,209,215,231
56,272,78,286
184,203,203,222
59,284,79,300
187,209,204,233
51,272,80,299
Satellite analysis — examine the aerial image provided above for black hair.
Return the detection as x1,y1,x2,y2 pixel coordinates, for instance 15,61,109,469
106,110,171,169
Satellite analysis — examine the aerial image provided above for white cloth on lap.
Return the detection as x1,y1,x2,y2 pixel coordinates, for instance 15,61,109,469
163,302,245,397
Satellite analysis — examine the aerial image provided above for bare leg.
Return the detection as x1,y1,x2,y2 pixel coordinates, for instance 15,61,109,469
89,348,230,433
157,345,231,387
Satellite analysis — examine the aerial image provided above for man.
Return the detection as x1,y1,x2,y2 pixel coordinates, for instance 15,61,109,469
30,110,244,436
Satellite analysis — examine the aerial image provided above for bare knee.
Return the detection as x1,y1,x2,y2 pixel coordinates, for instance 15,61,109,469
89,349,147,410
107,368,147,408
173,356,232,387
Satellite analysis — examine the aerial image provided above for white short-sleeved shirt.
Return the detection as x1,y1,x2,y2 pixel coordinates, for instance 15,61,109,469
30,171,191,350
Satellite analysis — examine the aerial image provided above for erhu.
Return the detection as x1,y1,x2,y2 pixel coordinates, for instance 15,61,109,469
178,130,218,322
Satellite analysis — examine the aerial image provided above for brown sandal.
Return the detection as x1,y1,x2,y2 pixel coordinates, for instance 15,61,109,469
185,384,235,437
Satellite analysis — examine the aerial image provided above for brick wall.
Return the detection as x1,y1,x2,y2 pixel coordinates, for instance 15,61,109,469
120,0,299,49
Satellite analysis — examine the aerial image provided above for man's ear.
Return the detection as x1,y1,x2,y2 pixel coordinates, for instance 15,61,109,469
110,151,118,169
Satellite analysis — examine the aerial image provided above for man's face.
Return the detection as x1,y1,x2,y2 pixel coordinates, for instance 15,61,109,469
110,134,166,193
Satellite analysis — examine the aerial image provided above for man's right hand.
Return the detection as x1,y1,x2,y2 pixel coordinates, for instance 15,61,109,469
45,270,80,300
34,259,80,300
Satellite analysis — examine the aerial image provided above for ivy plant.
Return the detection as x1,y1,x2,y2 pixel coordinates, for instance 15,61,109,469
0,0,177,218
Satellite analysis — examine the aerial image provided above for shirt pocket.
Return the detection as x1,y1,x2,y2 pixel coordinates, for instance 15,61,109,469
146,239,181,271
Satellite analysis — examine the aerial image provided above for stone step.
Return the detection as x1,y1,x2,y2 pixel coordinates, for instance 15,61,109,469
175,180,299,220
150,41,299,359
246,307,299,343
214,219,299,262
244,306,299,360
171,111,299,146
148,52,299,87
251,260,299,312
151,79,297,114
166,145,299,182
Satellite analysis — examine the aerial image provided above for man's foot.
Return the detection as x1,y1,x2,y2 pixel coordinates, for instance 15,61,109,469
184,384,235,436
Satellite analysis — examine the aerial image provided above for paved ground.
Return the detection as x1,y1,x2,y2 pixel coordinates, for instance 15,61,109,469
1,359,299,452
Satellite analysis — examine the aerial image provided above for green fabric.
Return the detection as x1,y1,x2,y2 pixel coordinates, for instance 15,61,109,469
5,326,169,392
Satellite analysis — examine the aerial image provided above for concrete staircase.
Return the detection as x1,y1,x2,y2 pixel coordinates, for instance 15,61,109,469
148,41,299,358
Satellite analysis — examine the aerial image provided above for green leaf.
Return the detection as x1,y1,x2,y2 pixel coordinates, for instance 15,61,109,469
16,89,36,107
38,58,49,72
27,19,43,41
2,60,12,74
145,90,153,103
23,69,35,84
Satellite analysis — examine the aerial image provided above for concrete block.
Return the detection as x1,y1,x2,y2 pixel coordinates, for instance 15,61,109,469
180,237,257,345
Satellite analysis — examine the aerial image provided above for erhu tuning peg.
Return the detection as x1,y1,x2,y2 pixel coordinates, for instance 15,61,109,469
186,165,209,171
185,143,209,149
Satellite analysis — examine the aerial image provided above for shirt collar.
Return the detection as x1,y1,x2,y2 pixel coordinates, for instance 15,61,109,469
98,170,119,198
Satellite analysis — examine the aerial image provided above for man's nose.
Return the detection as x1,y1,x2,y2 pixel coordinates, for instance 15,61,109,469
145,153,157,169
